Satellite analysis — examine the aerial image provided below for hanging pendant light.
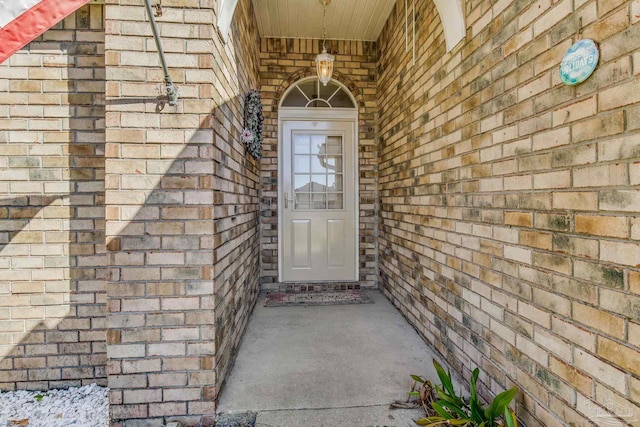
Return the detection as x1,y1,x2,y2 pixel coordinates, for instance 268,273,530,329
315,0,334,86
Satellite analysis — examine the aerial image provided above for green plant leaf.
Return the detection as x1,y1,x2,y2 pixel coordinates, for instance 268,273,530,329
415,416,448,426
448,420,472,426
470,368,479,400
411,375,426,383
437,399,468,419
409,391,421,397
493,387,517,411
436,388,457,403
505,408,518,427
468,367,485,423
435,382,465,408
432,401,454,419
437,391,467,411
469,397,485,423
433,360,456,399
486,387,518,421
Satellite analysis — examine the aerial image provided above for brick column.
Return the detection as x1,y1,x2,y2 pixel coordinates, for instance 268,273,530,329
104,1,216,425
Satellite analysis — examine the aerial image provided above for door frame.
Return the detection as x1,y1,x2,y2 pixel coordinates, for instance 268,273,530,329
278,107,359,282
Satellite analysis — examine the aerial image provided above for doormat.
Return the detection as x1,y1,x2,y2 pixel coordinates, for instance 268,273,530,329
264,290,374,307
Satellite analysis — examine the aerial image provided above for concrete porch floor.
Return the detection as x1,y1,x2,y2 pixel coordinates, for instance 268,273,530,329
217,290,460,426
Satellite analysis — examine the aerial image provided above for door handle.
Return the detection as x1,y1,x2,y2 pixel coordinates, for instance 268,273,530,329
284,192,295,209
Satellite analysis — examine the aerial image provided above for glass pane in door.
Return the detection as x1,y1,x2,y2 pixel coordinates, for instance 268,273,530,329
292,134,344,210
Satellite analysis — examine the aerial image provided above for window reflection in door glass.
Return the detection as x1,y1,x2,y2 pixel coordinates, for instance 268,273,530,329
311,155,328,173
311,193,327,210
311,135,324,154
295,192,311,210
311,175,326,188
294,174,311,190
328,194,343,209
291,133,345,210
326,137,342,154
294,135,310,154
328,174,343,191
295,156,310,173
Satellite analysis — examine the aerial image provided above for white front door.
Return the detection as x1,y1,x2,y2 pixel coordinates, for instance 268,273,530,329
281,119,357,282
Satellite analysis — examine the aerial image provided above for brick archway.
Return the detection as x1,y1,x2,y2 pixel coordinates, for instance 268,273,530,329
273,68,366,114
258,42,379,288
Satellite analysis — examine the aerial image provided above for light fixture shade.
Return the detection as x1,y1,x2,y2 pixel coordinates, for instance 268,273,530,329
315,47,335,86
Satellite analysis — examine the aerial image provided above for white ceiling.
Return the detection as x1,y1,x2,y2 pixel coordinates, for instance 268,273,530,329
252,0,396,41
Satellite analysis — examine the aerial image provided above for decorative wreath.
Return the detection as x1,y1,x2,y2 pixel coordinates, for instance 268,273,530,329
241,90,263,159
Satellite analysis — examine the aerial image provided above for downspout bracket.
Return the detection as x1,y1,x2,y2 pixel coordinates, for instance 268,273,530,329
144,0,179,107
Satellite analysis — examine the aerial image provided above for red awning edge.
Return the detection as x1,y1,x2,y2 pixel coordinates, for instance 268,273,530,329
0,0,91,65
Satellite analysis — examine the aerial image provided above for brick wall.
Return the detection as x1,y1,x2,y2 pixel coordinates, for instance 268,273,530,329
104,0,260,425
259,38,379,287
212,0,261,403
378,1,640,426
0,5,106,391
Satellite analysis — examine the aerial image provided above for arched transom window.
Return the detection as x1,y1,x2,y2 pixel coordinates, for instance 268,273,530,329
281,78,356,109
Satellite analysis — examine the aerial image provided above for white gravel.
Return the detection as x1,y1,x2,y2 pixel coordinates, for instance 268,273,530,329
0,383,108,427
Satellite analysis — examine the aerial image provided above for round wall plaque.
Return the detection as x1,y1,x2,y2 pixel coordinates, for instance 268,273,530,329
559,39,599,86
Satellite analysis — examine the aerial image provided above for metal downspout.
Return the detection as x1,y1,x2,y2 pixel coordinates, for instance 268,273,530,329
143,0,179,106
